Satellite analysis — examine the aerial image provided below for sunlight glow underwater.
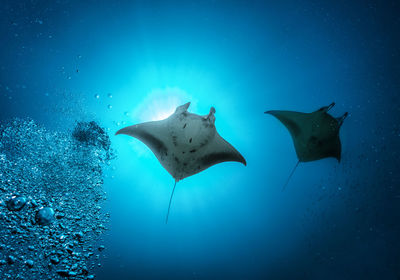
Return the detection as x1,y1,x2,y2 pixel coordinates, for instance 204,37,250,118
131,87,197,122
2,0,399,279
126,86,198,157
110,83,249,225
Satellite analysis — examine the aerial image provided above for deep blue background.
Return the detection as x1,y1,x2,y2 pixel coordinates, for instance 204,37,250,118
1,0,400,279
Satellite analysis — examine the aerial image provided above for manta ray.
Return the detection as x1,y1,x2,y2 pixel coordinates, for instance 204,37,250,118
116,102,246,223
265,102,348,190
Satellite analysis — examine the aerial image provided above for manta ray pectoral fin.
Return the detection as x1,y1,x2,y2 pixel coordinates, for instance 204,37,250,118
199,134,246,169
264,110,302,137
332,142,342,162
321,136,342,162
115,123,168,157
201,151,247,167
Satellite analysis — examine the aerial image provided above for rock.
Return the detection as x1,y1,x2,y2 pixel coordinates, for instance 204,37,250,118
35,207,55,225
6,196,27,211
98,245,105,251
25,260,34,268
74,231,84,239
56,270,70,277
11,228,24,234
7,255,16,264
29,199,38,208
84,252,94,258
49,256,60,264
81,266,88,275
0,118,112,279
55,212,65,219
59,235,67,242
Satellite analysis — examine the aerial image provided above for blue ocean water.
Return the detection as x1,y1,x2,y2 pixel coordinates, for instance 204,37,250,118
1,1,399,279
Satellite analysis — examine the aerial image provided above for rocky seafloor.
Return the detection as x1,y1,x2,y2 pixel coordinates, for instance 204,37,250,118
0,119,114,279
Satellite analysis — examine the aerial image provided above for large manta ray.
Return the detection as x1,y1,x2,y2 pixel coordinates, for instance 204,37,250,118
265,102,348,190
116,102,246,223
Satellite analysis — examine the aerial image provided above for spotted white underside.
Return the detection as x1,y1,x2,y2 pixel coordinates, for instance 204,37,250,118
116,102,246,180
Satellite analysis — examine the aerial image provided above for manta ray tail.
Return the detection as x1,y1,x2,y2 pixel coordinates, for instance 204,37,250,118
282,160,300,191
166,180,177,224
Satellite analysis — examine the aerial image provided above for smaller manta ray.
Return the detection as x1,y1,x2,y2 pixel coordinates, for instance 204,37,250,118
265,102,348,191
116,102,246,223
